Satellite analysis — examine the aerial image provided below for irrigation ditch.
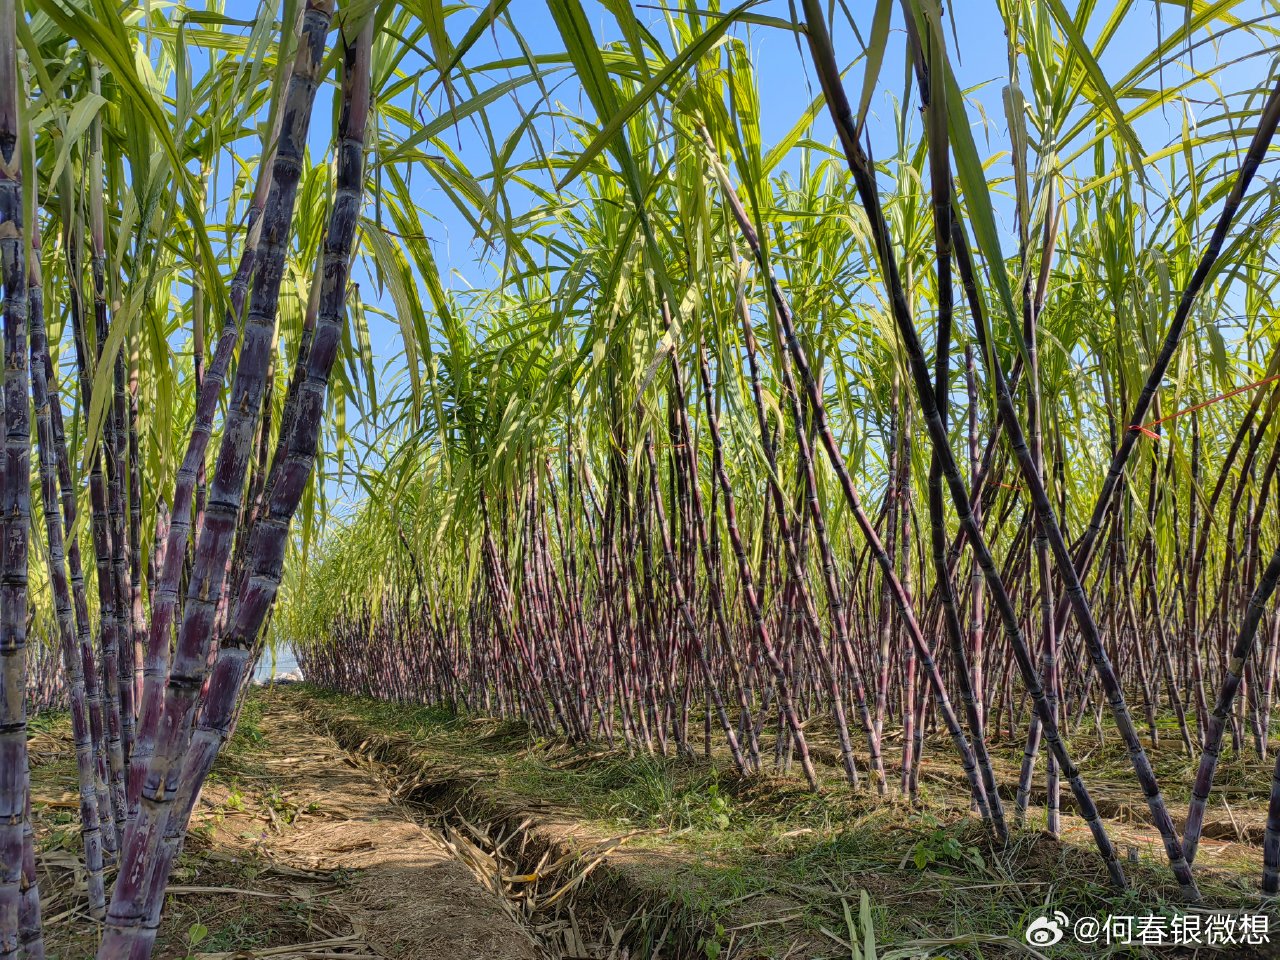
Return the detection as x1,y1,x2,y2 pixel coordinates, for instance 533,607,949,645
299,693,751,960
290,683,1280,960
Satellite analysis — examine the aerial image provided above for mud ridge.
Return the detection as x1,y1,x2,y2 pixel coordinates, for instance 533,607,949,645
301,697,727,960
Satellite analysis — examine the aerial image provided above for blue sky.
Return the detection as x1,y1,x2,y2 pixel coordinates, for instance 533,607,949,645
200,0,1278,332
211,0,1276,514
380,0,1273,286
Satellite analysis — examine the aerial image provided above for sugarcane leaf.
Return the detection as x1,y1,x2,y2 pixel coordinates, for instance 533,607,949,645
422,0,514,97
557,0,759,190
45,92,107,185
362,218,425,414
32,0,224,312
856,0,892,137
1041,0,1145,172
943,65,1019,350
860,890,877,960
80,286,145,474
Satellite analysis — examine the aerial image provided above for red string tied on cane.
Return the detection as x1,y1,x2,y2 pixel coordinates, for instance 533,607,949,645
1127,372,1280,440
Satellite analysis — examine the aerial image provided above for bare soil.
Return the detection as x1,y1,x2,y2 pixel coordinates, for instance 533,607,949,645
293,688,1280,960
32,697,545,959
30,688,1280,959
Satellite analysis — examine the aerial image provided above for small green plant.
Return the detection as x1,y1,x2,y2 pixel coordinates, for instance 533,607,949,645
682,781,732,831
617,772,736,832
907,817,984,872
26,711,67,734
232,700,267,746
43,825,77,850
264,787,302,824
816,890,880,960
843,891,877,960
182,921,209,959
699,921,726,960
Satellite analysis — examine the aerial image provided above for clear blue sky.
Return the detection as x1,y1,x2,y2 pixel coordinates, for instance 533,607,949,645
216,0,1275,515
383,0,1272,287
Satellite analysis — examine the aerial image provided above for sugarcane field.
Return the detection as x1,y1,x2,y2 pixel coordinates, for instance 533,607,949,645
5,0,1280,957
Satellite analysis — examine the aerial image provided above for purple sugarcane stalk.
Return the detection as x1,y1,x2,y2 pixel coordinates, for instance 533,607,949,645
52,163,117,858
101,4,335,951
693,333,819,788
702,131,997,828
1188,540,1280,870
908,16,1008,831
129,20,304,810
659,305,762,773
16,786,41,960
15,228,42,957
104,24,370,958
641,438,750,775
800,0,1124,885
126,84,290,818
65,63,127,842
127,376,145,711
951,67,1280,890
0,0,33,945
965,346,986,734
1050,75,1280,665
86,64,136,765
29,219,107,917
1260,553,1280,895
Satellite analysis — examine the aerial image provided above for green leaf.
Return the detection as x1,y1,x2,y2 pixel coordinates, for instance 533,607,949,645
860,890,877,960
557,1,759,190
856,0,892,137
44,92,108,185
1041,0,1146,172
32,0,224,313
80,284,149,475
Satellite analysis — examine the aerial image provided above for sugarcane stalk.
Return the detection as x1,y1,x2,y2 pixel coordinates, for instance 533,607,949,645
799,0,1126,886
101,5,335,951
14,223,40,960
909,1,1007,832
1051,76,1280,657
28,216,107,917
65,61,128,843
105,25,371,958
1188,540,1280,870
965,346,986,733
50,160,117,857
692,332,820,788
85,63,136,767
701,130,995,827
642,437,752,776
0,1,33,942
130,5,309,811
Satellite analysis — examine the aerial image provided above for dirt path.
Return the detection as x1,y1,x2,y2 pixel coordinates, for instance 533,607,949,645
34,695,546,959
211,698,543,959
31,688,1271,959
